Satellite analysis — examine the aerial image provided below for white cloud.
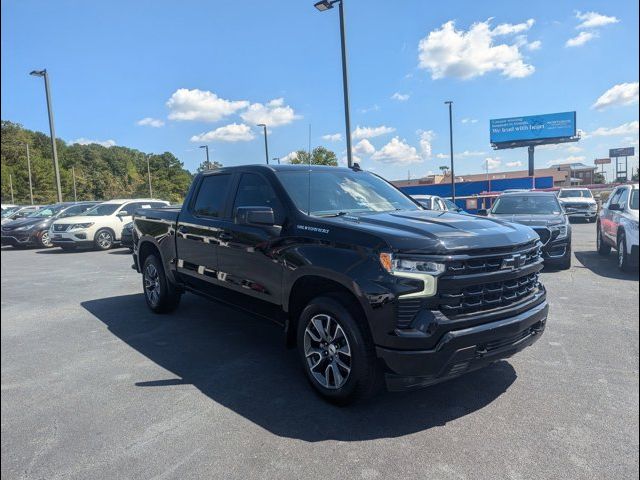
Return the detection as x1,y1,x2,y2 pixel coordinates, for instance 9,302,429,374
166,88,249,122
506,160,524,168
190,123,255,142
136,117,165,128
240,98,301,127
281,151,299,164
565,31,598,48
435,153,449,159
353,139,376,156
417,130,435,158
371,137,422,165
352,125,395,140
590,121,639,137
526,40,542,51
483,157,502,170
592,82,639,110
461,118,479,124
391,92,410,101
575,11,619,30
566,145,584,153
322,133,343,142
358,104,380,114
71,138,116,148
417,19,535,80
459,150,487,158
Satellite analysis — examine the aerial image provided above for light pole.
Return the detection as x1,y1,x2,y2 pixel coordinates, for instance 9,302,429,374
30,69,62,203
314,0,353,168
9,174,15,204
444,101,456,201
199,145,211,170
145,154,153,198
25,143,34,205
273,157,280,165
72,167,77,202
257,124,269,164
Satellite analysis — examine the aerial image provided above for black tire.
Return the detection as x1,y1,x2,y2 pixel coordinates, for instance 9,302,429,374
94,229,114,250
296,294,380,405
596,223,611,255
617,233,636,272
142,254,181,313
38,230,53,248
558,244,572,270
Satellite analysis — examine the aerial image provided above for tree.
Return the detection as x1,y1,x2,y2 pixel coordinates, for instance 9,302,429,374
593,172,606,184
196,160,223,173
439,165,450,175
288,146,338,166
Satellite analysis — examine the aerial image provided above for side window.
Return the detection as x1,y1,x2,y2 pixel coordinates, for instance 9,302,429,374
618,188,629,209
122,202,139,214
608,189,622,207
193,174,231,218
60,205,87,217
149,202,167,208
233,173,284,223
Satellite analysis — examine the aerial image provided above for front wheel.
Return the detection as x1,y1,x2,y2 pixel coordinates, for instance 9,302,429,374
596,224,611,255
142,254,181,313
297,295,380,405
617,234,636,272
38,230,53,248
94,229,114,250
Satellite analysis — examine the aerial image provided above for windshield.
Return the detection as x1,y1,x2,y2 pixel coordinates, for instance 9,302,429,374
83,203,122,216
26,205,64,218
1,207,20,217
443,199,459,211
276,170,419,216
559,189,592,198
416,198,432,209
631,190,639,210
492,195,562,215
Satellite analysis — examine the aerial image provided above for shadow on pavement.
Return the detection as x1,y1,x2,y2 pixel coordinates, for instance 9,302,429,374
82,293,517,442
35,248,94,254
574,250,639,280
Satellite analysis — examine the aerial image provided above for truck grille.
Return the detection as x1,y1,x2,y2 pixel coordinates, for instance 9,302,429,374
532,227,559,246
394,241,544,328
562,202,589,210
53,224,70,232
439,273,540,315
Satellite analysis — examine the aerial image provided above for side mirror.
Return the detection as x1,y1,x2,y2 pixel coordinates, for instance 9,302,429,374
117,210,129,217
609,203,622,211
236,206,275,226
477,209,489,216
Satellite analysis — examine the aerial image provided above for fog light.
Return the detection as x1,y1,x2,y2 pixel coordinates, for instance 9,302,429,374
75,233,87,240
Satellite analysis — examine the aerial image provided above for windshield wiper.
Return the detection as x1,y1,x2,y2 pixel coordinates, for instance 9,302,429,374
318,211,350,218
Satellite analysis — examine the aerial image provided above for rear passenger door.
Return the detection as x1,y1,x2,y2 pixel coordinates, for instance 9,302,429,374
216,172,286,305
175,173,233,289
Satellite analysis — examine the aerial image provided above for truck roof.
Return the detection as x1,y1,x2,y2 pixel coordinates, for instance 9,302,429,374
201,164,358,175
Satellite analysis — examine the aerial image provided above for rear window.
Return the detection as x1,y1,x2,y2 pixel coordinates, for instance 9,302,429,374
193,174,231,217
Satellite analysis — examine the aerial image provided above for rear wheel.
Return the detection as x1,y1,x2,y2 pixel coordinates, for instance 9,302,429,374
596,223,611,255
94,229,114,250
297,294,379,405
142,254,181,313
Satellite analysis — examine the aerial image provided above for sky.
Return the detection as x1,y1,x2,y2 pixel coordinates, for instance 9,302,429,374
2,0,639,182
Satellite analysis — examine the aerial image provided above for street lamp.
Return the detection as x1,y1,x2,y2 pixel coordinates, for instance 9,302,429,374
257,124,269,164
199,145,211,170
30,69,62,203
313,0,353,168
444,101,456,202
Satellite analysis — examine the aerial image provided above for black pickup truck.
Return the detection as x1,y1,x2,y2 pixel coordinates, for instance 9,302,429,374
132,165,547,404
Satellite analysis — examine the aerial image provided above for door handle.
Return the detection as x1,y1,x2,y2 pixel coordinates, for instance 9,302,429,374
177,225,189,234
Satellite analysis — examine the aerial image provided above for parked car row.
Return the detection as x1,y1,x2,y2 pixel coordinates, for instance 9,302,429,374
1,198,169,251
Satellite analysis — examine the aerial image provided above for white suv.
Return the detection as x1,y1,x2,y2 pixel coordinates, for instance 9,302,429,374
597,184,639,271
557,188,598,222
50,199,169,250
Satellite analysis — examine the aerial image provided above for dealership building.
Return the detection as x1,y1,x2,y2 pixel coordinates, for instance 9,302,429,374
393,162,598,189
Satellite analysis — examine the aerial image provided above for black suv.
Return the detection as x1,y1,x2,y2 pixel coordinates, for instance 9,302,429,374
132,165,548,404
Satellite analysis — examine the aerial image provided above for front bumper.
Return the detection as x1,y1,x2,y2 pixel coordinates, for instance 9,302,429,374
1,231,38,246
542,237,571,263
50,229,93,247
565,210,597,219
378,300,547,391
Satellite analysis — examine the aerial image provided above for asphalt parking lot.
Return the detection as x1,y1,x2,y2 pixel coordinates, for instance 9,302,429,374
1,222,638,480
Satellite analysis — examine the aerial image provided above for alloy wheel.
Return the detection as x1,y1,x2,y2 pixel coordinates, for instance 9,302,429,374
40,231,52,247
144,263,161,306
303,313,352,390
97,231,112,249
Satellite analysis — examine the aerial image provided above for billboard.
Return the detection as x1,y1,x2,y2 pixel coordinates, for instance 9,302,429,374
594,158,611,165
609,147,635,157
490,111,576,144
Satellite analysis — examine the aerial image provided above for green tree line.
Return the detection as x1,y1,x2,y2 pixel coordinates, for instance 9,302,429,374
1,120,193,204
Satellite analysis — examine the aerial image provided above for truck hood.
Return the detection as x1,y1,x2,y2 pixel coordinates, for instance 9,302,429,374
326,210,539,253
488,213,565,227
558,197,596,204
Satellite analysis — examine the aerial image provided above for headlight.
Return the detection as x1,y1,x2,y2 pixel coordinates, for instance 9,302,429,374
379,253,445,298
69,222,94,231
589,204,598,211
554,224,569,239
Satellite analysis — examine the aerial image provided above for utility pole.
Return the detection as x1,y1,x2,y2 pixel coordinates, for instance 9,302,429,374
199,145,211,170
72,167,77,202
9,174,14,204
257,124,269,164
445,101,456,201
25,143,34,205
30,69,62,202
146,154,153,198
